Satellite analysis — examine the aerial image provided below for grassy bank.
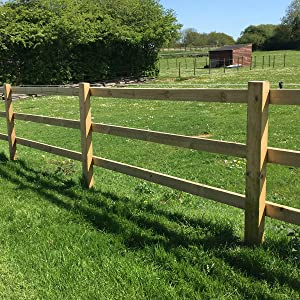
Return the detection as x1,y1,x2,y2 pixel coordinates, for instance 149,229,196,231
0,92,299,299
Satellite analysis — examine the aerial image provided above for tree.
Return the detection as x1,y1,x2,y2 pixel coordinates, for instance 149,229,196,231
0,0,180,84
206,32,235,46
180,28,234,47
237,24,278,50
281,0,300,48
181,28,201,47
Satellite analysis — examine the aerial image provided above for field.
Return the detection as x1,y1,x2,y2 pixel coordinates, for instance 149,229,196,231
155,50,300,89
0,51,299,299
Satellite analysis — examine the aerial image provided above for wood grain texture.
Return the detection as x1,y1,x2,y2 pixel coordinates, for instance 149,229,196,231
16,137,81,161
90,87,248,103
93,156,246,209
11,86,79,96
92,123,247,158
270,89,300,105
79,83,94,188
266,202,300,226
245,81,270,245
268,147,300,167
4,84,17,160
14,113,80,129
0,111,6,118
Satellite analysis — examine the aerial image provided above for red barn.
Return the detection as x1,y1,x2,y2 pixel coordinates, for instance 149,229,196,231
209,44,252,67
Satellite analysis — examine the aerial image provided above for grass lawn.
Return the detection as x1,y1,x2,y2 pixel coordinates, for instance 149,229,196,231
0,88,299,299
154,50,300,88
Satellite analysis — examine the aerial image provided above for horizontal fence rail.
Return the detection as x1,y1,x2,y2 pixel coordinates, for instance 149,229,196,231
0,112,299,167
92,123,247,158
269,90,300,105
0,82,299,246
2,86,299,105
0,133,8,141
16,137,82,161
10,86,79,96
265,202,300,226
14,113,80,129
90,87,248,103
93,156,246,209
268,147,300,168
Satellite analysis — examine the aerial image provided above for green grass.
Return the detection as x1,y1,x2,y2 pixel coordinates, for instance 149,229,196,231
154,50,300,88
0,92,299,299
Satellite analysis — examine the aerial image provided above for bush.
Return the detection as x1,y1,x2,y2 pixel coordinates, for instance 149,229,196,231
0,0,180,84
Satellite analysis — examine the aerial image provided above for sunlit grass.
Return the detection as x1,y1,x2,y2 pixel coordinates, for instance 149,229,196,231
0,91,299,299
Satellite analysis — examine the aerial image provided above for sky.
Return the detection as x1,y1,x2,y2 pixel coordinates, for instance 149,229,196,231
159,0,292,39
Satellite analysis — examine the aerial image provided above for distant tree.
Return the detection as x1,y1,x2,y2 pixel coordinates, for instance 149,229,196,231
206,32,235,46
237,24,278,50
281,0,300,48
265,24,293,50
238,1,300,50
181,28,202,47
180,28,234,47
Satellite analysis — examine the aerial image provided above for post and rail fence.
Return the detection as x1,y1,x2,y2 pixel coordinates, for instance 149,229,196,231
0,82,299,245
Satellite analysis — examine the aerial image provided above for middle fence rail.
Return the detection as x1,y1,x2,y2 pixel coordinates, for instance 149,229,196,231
0,82,299,246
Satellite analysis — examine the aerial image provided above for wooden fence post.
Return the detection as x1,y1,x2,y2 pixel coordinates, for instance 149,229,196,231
4,84,17,160
79,82,94,189
245,81,270,245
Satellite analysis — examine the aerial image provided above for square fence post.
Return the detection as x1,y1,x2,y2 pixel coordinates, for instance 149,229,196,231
79,82,94,189
4,84,17,160
245,81,270,245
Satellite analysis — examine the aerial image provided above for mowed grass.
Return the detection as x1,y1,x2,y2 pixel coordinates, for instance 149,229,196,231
155,50,300,88
0,92,299,299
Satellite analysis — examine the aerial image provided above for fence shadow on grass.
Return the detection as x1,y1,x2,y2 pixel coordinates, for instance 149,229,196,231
0,152,299,295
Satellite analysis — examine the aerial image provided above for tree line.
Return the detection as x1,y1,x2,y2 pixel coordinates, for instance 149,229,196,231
165,0,299,51
238,0,299,50
0,0,180,84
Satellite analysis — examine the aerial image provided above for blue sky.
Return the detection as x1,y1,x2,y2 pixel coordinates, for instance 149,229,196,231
160,0,291,39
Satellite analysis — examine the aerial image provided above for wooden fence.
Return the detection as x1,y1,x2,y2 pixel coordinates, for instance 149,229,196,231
0,82,299,245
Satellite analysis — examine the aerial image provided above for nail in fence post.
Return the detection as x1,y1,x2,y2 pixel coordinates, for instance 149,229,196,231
245,81,270,246
79,82,94,189
4,84,17,160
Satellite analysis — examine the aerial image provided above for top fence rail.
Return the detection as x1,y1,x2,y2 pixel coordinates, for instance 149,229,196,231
0,86,299,106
